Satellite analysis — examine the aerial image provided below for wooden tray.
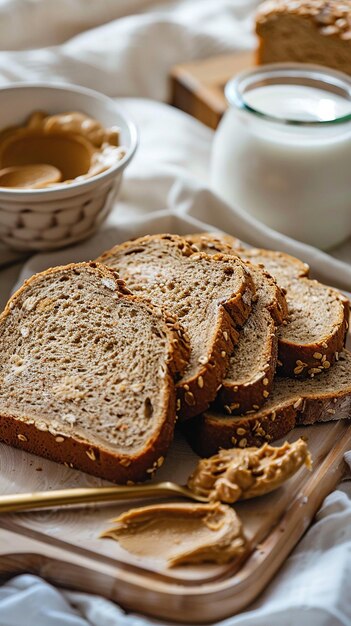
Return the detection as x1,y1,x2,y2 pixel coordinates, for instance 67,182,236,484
0,418,350,623
170,51,254,129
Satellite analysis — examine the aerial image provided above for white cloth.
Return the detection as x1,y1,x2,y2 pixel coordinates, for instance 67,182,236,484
0,1,351,625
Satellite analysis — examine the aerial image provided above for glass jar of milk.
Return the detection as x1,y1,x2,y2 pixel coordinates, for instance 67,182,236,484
211,64,351,250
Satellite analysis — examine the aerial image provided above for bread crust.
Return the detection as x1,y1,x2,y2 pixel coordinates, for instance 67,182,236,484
184,405,296,458
256,1,351,40
0,262,190,483
185,350,351,457
177,305,239,420
256,2,351,75
186,233,242,256
97,234,255,420
177,250,254,419
186,234,288,413
218,326,278,414
0,406,176,484
241,255,350,378
238,248,310,280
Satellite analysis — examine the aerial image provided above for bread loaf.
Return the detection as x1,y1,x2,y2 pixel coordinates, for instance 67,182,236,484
256,1,351,75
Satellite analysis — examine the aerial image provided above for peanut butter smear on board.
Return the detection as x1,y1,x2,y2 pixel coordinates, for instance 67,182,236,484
0,111,126,189
101,439,311,567
101,502,247,567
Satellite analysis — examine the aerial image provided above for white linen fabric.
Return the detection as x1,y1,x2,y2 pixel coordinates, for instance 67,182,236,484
0,1,351,625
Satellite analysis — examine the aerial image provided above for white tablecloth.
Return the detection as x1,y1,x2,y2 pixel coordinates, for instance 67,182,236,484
0,1,351,625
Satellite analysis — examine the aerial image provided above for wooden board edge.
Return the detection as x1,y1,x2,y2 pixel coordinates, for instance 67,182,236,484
169,50,255,129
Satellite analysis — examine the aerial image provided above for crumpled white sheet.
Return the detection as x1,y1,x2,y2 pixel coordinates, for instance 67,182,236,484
0,0,257,101
0,1,351,625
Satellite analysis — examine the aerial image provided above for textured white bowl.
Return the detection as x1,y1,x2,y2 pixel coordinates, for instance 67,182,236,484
0,83,138,251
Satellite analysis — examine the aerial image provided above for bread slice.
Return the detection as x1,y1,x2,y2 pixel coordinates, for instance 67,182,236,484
0,262,190,483
238,247,350,377
256,1,351,76
188,233,349,378
97,234,255,420
186,233,288,413
185,350,351,457
237,248,309,282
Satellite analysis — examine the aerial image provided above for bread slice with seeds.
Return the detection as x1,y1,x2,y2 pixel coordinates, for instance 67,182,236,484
185,350,351,457
188,233,349,378
238,248,349,378
97,234,255,420
186,233,288,413
0,262,190,483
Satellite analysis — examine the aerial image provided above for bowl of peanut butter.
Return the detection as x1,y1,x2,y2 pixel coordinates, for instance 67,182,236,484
0,83,138,250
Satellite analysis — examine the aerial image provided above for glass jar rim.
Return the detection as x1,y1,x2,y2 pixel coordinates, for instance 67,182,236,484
225,63,351,127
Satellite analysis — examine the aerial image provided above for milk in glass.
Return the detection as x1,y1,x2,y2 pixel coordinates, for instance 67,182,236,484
211,65,351,249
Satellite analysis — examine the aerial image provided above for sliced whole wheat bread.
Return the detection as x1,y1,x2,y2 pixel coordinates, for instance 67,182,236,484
239,248,350,377
97,234,255,420
185,350,351,457
186,233,288,413
0,262,190,483
188,233,350,378
219,264,287,413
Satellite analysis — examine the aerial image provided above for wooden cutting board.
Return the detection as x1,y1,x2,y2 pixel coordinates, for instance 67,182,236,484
0,418,350,624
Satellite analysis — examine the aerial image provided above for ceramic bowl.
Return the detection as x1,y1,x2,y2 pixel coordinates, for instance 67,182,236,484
0,83,138,251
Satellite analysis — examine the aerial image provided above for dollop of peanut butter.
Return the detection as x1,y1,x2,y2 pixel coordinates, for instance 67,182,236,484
0,111,126,189
100,440,311,567
101,502,247,567
188,439,312,503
